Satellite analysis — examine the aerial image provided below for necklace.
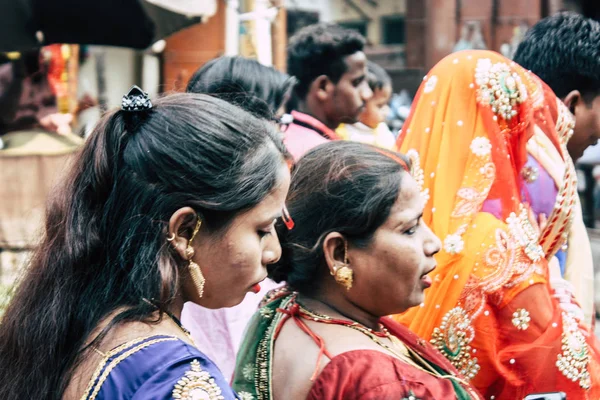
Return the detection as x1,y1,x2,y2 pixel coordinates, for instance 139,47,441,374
165,311,197,346
141,298,196,346
297,302,414,360
295,300,475,392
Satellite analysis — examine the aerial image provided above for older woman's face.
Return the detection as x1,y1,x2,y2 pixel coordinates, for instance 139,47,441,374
186,163,291,309
347,174,441,316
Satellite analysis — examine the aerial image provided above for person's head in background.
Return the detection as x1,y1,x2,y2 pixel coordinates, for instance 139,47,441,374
0,49,73,137
287,23,372,130
513,12,600,160
186,56,296,123
359,61,392,129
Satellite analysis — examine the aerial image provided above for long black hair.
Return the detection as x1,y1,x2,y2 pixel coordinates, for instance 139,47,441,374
186,56,296,120
269,141,410,293
0,93,288,399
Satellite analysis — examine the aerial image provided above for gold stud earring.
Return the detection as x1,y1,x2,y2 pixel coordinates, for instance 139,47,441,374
330,240,353,290
332,264,353,290
186,217,205,298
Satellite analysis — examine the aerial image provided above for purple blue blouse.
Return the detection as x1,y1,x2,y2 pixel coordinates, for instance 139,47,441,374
81,335,239,400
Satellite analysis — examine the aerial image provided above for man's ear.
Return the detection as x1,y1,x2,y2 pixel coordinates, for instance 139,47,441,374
312,75,333,102
563,90,582,115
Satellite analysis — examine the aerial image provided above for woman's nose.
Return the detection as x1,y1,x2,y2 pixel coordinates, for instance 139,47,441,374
262,235,282,265
424,225,442,257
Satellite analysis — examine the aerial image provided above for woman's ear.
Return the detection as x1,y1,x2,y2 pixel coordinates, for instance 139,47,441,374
322,232,348,275
167,207,201,261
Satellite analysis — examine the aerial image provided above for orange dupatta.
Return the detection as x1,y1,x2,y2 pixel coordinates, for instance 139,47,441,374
393,50,600,399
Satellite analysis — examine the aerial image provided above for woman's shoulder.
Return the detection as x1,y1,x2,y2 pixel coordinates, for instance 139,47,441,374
82,334,238,400
274,316,386,368
307,350,460,400
271,318,385,399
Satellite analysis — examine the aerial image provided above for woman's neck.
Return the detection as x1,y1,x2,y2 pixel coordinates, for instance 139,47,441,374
298,291,382,331
167,295,185,320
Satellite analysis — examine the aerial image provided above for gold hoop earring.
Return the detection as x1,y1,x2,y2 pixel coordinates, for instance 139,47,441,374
186,217,205,298
330,240,353,290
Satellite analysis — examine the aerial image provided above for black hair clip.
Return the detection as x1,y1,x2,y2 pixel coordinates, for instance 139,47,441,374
121,85,152,112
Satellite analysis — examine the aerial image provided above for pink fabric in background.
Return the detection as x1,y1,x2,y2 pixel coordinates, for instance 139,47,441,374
181,278,282,380
283,111,339,161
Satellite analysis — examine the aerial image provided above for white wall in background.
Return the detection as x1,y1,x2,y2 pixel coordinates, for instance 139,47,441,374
77,46,160,135
285,0,406,45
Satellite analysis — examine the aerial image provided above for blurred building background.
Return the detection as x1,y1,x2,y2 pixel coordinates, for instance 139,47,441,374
74,0,598,136
282,0,590,95
76,0,599,110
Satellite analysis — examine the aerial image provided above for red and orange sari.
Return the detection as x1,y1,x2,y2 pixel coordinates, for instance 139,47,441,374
394,50,600,399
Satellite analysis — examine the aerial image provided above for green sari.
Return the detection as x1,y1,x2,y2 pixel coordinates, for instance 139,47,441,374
232,289,479,400
233,290,292,400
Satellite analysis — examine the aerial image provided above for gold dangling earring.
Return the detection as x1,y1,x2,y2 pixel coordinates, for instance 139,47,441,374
331,240,353,290
186,218,205,298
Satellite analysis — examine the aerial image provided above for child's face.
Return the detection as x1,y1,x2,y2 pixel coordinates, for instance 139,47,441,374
360,84,392,128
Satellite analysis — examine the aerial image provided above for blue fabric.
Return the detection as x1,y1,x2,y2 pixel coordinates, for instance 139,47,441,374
85,335,238,400
555,249,567,276
521,156,568,275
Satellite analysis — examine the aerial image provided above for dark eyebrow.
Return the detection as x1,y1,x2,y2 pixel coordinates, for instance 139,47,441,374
265,213,282,224
409,212,423,223
395,211,423,229
259,215,280,230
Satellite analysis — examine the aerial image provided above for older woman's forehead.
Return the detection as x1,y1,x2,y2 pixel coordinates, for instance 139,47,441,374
386,180,424,222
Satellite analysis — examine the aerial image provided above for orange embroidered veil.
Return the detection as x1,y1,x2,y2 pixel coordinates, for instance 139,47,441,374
393,50,600,399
